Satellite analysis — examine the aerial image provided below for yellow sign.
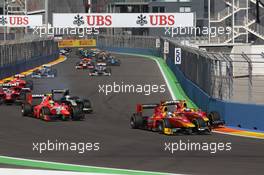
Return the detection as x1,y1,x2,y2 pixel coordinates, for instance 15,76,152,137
58,39,96,48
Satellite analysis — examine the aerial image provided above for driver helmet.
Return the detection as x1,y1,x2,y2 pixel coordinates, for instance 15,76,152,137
166,112,173,118
65,95,70,100
184,108,191,112
49,100,55,106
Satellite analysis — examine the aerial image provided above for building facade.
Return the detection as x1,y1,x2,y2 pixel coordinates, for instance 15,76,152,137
100,0,209,36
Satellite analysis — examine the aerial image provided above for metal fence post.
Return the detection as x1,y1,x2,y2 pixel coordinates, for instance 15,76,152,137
219,60,223,100
242,52,253,102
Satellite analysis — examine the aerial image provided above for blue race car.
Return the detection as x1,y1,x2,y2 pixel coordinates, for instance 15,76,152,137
106,55,121,66
31,65,57,78
96,52,121,66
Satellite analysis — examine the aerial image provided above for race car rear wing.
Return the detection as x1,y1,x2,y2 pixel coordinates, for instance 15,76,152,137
14,74,26,78
21,88,31,92
52,89,70,96
136,104,159,113
82,58,92,61
52,90,70,102
32,94,45,98
161,100,186,105
96,62,107,66
24,94,45,105
0,83,17,88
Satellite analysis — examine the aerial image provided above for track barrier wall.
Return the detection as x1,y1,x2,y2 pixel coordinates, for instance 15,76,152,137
0,39,59,79
98,35,264,131
167,56,264,130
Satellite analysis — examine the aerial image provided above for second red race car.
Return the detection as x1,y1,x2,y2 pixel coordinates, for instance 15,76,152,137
75,58,95,70
0,83,31,105
21,89,92,121
3,74,33,90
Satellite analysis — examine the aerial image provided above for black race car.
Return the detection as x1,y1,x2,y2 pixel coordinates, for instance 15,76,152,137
89,62,111,76
51,89,93,114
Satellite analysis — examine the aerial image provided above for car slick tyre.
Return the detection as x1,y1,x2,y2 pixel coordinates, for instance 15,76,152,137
71,106,84,121
106,68,111,75
22,103,32,116
208,111,221,125
130,114,143,129
193,118,209,134
83,99,91,108
19,91,30,103
26,80,34,90
157,121,165,134
82,99,92,113
0,98,3,105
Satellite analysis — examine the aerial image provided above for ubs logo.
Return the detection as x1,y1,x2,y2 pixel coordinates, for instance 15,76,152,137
73,14,85,26
136,14,148,26
0,16,7,26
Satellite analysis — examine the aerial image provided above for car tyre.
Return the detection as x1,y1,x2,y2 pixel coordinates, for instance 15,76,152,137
0,98,3,105
22,103,32,116
130,114,143,129
71,106,84,121
26,80,34,90
208,111,221,125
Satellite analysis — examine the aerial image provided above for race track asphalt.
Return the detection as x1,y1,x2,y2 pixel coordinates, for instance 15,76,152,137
0,52,264,175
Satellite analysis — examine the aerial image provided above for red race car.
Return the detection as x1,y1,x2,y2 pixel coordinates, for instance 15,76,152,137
22,89,92,121
3,74,33,90
75,60,95,69
0,83,31,105
173,100,225,128
130,101,197,135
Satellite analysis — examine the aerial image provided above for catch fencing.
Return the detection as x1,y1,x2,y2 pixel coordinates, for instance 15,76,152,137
97,35,157,50
165,38,264,104
97,35,264,105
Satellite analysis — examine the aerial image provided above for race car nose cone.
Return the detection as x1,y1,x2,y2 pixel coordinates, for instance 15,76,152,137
6,95,12,100
61,109,70,116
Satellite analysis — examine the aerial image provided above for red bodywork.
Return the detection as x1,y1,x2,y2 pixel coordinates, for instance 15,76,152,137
0,80,31,104
27,95,71,121
136,103,194,130
76,58,95,69
82,57,92,62
4,76,27,89
173,100,209,123
0,87,23,103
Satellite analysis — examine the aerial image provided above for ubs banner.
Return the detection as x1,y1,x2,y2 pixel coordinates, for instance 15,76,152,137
53,13,194,28
0,15,42,27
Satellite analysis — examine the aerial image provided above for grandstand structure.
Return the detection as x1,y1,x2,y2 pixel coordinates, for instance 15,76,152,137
91,0,110,13
208,0,264,45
